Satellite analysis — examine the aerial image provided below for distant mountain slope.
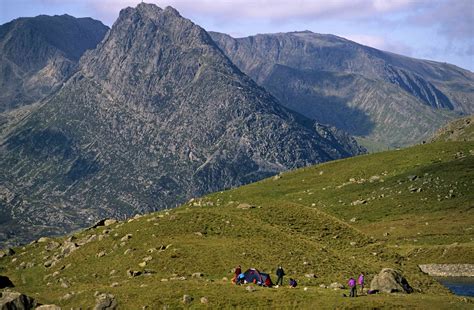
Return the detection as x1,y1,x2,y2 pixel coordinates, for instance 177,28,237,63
0,14,108,112
430,115,474,142
210,31,473,147
0,4,363,246
1,140,472,308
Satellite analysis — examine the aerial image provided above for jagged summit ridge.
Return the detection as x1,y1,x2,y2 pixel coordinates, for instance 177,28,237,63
210,31,473,147
0,14,108,112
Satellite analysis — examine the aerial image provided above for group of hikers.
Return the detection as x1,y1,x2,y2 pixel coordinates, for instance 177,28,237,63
232,265,365,297
232,265,297,288
348,273,365,297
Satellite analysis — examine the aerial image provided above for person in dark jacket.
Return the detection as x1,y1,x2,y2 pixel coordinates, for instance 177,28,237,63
276,266,285,286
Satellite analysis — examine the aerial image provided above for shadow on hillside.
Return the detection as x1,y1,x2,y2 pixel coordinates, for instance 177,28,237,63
262,65,375,136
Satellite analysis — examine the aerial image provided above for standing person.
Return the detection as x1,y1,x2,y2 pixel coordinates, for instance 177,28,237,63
233,265,242,285
358,272,365,294
348,277,357,297
276,266,285,286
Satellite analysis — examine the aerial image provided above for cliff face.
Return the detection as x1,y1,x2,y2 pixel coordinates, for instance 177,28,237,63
0,14,108,112
0,4,364,246
210,31,473,147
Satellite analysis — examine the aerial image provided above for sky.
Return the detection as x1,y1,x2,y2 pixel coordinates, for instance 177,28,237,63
1,0,473,71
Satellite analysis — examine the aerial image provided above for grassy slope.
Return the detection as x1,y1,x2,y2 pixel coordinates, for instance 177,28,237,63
430,115,474,143
1,141,473,308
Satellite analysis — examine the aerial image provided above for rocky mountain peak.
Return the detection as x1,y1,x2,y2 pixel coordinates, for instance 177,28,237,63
0,4,364,245
0,14,108,112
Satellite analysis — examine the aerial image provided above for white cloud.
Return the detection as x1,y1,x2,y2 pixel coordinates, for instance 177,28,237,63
42,0,423,24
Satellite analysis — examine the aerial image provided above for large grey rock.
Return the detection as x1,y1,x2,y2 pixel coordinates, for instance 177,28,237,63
0,3,364,247
182,295,193,304
0,291,37,309
35,305,62,310
419,264,474,277
370,268,413,294
329,282,344,289
0,248,14,258
94,293,117,310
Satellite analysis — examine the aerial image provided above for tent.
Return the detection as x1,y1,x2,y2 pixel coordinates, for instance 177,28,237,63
243,268,273,286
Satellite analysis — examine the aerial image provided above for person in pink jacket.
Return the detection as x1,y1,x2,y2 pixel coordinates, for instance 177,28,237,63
348,277,357,297
358,272,365,294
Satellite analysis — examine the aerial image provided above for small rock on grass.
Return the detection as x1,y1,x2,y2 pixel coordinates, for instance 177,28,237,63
182,295,193,304
94,293,117,310
36,305,62,310
246,286,256,292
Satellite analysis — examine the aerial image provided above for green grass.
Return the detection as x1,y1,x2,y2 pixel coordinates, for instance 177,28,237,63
1,141,473,308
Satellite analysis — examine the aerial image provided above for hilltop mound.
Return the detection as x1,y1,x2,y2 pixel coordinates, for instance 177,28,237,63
1,141,472,308
430,115,474,142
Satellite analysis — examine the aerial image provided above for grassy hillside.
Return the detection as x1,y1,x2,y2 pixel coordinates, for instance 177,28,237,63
1,141,473,308
430,115,474,142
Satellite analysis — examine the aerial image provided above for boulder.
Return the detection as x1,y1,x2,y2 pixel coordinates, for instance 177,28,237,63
236,203,255,210
351,199,367,206
60,241,78,256
90,219,107,229
104,219,117,226
182,295,193,304
126,270,141,277
37,237,51,243
0,248,15,258
0,275,14,289
370,268,413,293
0,291,37,309
329,282,344,289
94,293,117,310
246,286,256,292
120,234,132,242
36,305,62,310
45,242,60,251
200,297,209,304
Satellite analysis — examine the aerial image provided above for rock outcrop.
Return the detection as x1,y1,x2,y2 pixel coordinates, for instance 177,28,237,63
0,3,364,246
94,293,117,310
430,115,474,142
419,264,474,277
0,291,37,309
370,268,413,293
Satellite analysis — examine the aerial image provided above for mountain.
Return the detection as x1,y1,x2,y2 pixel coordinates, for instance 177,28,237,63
430,115,474,142
210,31,474,148
1,140,472,308
0,4,364,246
0,14,108,113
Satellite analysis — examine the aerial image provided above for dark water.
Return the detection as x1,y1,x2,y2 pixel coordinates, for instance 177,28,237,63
436,277,474,297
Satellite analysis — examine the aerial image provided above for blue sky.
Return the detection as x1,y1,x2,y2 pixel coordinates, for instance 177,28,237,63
1,0,473,71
